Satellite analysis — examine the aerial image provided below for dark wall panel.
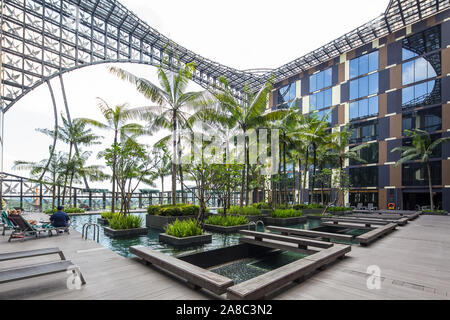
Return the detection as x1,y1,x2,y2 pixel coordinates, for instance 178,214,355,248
332,64,339,86
387,139,402,163
378,165,390,188
301,76,309,96
340,81,349,104
442,76,450,103
443,188,450,213
387,41,402,66
379,69,390,94
379,117,391,141
387,90,401,114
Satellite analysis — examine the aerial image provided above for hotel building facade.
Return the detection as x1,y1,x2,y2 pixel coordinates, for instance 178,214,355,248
269,8,450,212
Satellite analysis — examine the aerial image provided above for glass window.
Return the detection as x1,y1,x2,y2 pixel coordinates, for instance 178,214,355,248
310,94,317,111
350,80,359,100
310,88,332,111
402,48,418,61
369,51,379,72
359,99,369,118
359,54,369,76
369,73,378,95
359,76,369,98
317,91,324,109
309,68,332,93
350,102,359,120
349,51,379,79
415,58,428,83
402,79,440,109
402,60,415,85
368,96,378,116
402,25,440,61
350,59,359,79
324,88,332,107
310,74,317,92
277,83,296,106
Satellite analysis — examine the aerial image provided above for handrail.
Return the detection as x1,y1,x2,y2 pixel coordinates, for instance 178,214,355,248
82,223,100,243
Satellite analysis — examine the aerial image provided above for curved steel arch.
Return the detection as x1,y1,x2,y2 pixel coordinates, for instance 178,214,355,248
1,0,449,113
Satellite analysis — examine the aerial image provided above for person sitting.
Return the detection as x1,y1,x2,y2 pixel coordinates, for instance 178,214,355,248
50,206,71,231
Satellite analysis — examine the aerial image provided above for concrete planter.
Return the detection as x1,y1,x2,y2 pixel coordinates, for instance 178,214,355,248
146,215,197,230
159,233,212,247
245,214,270,222
97,217,109,225
261,209,273,215
104,227,148,238
302,208,325,215
263,216,307,226
204,223,255,234
421,212,448,216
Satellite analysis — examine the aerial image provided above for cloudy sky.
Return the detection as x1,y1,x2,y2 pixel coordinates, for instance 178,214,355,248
3,0,388,189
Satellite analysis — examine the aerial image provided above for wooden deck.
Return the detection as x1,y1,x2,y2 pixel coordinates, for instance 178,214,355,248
0,215,449,299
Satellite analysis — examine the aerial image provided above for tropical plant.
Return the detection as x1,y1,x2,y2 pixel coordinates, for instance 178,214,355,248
271,209,303,218
392,129,450,210
205,215,248,227
226,205,261,216
109,58,204,206
79,98,145,213
165,219,204,238
108,214,143,230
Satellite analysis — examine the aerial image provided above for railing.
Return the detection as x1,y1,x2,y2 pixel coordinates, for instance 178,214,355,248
0,172,240,212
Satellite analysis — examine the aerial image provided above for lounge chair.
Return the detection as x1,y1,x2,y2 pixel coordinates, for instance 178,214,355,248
367,203,378,211
7,214,61,242
0,247,86,286
2,211,18,236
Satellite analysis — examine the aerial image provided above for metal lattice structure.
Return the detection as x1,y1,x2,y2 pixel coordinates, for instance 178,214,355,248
1,0,449,113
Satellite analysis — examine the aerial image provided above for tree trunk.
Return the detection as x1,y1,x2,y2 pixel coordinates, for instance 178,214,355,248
283,137,287,205
62,142,73,206
298,158,302,204
426,162,434,210
111,130,118,214
302,147,309,204
171,111,177,206
293,161,296,205
311,143,317,204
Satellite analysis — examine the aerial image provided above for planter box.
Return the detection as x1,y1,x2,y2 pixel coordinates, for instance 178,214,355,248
302,208,325,215
421,212,448,216
146,215,197,230
104,227,148,238
245,214,270,222
263,216,307,226
261,209,273,215
97,217,109,225
159,233,212,247
204,223,255,234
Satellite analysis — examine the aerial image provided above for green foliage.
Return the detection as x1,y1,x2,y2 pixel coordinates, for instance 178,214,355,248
147,204,200,217
44,206,86,214
327,207,353,212
165,219,204,238
271,209,303,218
101,211,119,219
292,203,325,210
227,205,261,216
422,209,448,214
205,215,248,227
252,202,272,210
108,214,143,230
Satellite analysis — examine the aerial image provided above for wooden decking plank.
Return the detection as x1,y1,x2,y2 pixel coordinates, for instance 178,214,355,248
265,226,354,241
239,230,333,248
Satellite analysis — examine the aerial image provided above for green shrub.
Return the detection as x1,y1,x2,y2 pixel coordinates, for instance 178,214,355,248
271,209,303,218
252,202,272,210
293,204,325,210
422,209,448,214
101,211,119,219
228,205,261,216
44,206,85,214
146,204,200,217
205,215,248,227
108,214,143,230
165,219,204,238
327,207,353,212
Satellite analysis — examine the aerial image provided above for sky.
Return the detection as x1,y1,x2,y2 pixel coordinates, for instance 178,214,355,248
3,0,389,190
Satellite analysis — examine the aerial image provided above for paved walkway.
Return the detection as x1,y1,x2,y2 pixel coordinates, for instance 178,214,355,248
0,215,448,299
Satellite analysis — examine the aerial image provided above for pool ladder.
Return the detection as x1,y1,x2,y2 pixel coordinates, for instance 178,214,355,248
248,220,265,232
82,223,100,243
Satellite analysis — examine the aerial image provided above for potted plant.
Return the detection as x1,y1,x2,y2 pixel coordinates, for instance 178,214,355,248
159,219,212,247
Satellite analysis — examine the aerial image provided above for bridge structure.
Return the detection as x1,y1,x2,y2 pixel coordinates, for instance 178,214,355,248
0,0,448,171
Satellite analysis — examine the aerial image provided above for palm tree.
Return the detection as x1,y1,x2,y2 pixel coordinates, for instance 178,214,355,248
328,124,370,206
152,142,172,196
13,148,66,208
78,98,144,213
37,115,102,205
392,129,450,210
199,76,285,207
109,63,203,206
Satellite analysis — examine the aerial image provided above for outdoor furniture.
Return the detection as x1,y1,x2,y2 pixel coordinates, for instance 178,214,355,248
7,214,64,242
265,226,354,242
130,245,234,295
0,247,86,286
2,211,18,236
356,203,367,210
367,203,378,211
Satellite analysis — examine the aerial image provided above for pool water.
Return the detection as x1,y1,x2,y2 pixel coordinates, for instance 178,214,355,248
211,251,308,284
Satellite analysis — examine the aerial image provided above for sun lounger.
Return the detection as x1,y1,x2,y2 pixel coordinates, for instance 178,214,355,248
7,215,64,242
